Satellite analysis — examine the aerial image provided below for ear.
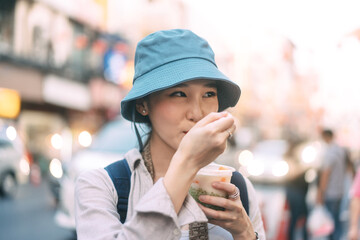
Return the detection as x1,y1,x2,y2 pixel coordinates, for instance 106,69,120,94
135,99,148,116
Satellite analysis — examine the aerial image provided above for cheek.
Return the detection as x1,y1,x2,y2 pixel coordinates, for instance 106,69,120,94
204,99,219,114
148,101,180,125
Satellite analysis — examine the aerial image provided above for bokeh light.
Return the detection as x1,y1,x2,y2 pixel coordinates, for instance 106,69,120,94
78,131,92,147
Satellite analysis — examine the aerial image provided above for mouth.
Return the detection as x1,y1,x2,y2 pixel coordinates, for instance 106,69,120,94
183,131,188,135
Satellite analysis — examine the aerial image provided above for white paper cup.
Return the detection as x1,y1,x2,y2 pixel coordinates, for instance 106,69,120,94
189,163,235,210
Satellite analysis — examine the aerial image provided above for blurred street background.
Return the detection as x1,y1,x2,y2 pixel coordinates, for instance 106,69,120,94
1,0,360,239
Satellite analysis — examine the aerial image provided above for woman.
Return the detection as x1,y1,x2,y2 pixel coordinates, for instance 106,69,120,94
75,29,265,239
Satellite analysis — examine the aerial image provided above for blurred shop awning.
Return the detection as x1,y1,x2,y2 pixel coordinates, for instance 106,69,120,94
0,63,43,103
42,75,91,111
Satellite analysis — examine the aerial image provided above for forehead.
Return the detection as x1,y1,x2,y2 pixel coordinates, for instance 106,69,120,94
171,79,217,89
147,79,218,98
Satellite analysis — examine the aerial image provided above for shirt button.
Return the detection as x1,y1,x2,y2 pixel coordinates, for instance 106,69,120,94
173,229,180,235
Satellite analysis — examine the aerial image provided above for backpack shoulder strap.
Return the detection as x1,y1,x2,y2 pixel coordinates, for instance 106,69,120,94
231,171,249,215
104,159,131,224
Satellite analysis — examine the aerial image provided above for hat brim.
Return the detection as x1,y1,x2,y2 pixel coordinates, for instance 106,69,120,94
121,58,241,123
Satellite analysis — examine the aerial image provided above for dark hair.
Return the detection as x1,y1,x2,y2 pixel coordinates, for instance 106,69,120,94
321,129,333,138
131,106,152,152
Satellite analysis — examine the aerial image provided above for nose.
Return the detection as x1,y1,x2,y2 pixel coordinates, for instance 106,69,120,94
186,99,204,122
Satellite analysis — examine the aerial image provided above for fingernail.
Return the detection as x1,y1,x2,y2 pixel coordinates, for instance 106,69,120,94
198,195,205,201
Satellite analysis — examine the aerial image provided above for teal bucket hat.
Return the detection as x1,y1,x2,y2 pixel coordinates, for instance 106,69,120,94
121,29,241,123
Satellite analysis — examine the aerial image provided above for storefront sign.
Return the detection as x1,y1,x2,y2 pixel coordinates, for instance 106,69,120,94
43,75,91,111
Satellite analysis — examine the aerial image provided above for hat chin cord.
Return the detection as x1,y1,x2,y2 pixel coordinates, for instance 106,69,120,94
132,109,144,152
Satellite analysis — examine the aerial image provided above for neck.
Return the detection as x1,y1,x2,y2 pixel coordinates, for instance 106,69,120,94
149,136,176,181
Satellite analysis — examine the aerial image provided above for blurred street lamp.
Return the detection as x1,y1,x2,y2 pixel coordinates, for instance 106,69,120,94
272,161,289,177
78,131,92,147
301,145,317,164
19,158,30,176
247,160,265,176
49,158,63,179
6,126,17,141
238,149,253,167
51,133,63,150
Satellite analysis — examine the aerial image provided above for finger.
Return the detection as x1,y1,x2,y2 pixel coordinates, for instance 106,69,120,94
208,219,231,226
221,125,235,141
206,114,234,133
195,112,228,127
228,187,240,201
212,182,239,197
199,194,238,212
198,199,244,224
225,115,237,137
198,201,230,221
227,124,237,136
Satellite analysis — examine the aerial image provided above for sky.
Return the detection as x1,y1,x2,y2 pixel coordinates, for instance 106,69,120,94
184,0,360,50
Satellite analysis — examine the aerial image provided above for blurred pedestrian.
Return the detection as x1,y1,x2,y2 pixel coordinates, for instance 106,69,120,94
286,172,309,240
74,29,265,239
285,140,309,240
316,129,347,240
348,167,360,240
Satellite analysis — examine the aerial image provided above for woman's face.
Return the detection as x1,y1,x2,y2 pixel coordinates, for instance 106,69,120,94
142,79,219,152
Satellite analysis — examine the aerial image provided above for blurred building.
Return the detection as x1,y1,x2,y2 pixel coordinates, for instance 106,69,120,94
0,0,188,168
0,0,135,165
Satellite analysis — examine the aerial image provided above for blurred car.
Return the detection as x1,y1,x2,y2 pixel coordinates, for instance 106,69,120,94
54,117,148,230
235,139,322,185
0,125,30,198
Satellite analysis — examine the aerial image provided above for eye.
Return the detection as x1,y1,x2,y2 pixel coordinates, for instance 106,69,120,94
170,91,186,97
204,91,217,98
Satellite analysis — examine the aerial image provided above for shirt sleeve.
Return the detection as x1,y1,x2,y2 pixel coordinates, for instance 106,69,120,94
74,169,181,240
321,145,340,170
246,177,267,240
